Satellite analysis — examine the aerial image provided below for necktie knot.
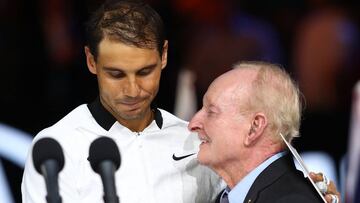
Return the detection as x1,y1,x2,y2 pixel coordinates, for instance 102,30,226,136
220,190,229,203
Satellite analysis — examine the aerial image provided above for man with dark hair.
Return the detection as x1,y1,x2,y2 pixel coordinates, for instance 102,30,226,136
21,1,223,202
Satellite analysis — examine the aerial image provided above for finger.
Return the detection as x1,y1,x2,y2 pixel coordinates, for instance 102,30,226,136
324,194,332,203
310,172,324,182
325,194,340,203
326,181,338,195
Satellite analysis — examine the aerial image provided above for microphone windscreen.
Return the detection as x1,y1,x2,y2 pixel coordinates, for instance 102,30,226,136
32,137,65,174
88,137,121,173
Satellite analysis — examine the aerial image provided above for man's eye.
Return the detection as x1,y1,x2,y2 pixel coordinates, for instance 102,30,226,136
108,71,125,78
205,107,218,117
137,68,152,76
206,109,215,116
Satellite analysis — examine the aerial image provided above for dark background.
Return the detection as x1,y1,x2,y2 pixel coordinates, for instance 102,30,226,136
1,0,359,202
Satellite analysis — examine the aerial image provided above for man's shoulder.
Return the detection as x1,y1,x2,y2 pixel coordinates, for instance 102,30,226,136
35,104,97,140
155,108,199,145
246,154,323,202
157,108,190,129
272,167,324,201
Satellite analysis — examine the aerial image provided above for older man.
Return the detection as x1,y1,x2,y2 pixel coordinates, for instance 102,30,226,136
189,61,339,203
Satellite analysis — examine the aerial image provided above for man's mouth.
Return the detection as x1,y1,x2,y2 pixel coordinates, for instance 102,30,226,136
198,135,211,144
121,101,141,105
119,100,144,110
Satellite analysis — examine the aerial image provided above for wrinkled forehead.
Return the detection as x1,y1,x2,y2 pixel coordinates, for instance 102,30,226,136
205,69,256,106
210,68,256,93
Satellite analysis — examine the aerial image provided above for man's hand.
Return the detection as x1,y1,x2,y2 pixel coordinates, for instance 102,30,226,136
310,172,340,203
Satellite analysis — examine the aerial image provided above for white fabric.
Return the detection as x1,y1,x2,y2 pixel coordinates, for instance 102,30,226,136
21,104,224,203
316,180,328,194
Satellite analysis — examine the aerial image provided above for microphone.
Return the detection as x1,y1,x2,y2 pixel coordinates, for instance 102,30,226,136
32,137,64,203
88,137,121,203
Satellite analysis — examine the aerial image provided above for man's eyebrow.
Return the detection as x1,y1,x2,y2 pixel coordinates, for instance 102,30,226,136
103,67,122,71
137,63,157,71
102,63,158,72
203,96,221,112
208,104,220,111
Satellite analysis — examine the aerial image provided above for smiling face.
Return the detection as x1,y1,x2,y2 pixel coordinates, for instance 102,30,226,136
188,69,257,169
85,38,168,131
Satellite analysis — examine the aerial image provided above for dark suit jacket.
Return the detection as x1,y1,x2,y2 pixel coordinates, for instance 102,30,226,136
216,153,324,203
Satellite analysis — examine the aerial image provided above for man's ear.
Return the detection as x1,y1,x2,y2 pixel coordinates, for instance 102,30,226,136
244,113,267,146
161,40,168,70
84,46,97,75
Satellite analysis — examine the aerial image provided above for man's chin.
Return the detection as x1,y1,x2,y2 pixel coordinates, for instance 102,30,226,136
118,109,146,120
197,153,210,166
120,113,143,120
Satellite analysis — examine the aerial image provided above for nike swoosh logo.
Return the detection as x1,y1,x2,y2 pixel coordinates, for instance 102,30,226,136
172,153,196,161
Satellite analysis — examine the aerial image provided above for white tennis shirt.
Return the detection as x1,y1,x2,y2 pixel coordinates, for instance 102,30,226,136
21,99,224,203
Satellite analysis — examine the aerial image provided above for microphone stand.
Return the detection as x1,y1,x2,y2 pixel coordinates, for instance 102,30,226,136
99,160,119,203
40,159,62,203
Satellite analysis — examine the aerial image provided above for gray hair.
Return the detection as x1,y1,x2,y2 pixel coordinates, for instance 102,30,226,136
233,61,302,143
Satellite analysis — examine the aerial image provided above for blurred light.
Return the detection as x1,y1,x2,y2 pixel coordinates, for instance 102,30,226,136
0,123,32,167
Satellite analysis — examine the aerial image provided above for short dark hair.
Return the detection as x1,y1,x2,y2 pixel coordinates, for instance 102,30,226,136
85,0,166,60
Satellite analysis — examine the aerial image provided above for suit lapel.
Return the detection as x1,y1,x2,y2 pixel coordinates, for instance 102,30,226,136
244,153,294,203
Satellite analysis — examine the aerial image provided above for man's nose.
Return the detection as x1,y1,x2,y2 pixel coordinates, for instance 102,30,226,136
188,111,203,132
123,77,140,97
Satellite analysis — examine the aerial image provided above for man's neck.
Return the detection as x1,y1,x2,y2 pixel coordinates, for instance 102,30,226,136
215,144,283,188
